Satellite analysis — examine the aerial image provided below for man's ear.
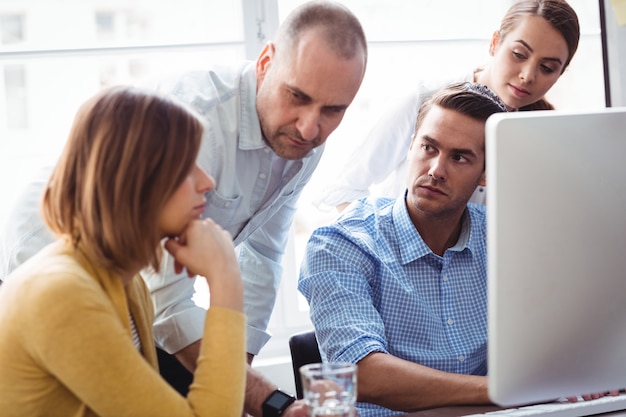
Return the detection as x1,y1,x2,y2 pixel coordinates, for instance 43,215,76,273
478,171,487,187
255,42,275,81
408,132,417,151
489,31,500,56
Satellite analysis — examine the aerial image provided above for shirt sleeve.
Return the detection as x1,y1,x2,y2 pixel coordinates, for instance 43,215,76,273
20,270,246,417
0,167,56,281
298,224,389,364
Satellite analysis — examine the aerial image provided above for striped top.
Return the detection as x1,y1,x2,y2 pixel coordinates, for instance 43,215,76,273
129,312,142,351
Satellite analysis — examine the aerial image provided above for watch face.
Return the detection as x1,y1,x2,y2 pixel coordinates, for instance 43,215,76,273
266,390,294,408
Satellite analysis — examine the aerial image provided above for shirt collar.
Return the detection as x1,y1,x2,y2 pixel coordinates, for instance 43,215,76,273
238,62,265,151
447,209,471,252
392,197,430,264
391,196,472,264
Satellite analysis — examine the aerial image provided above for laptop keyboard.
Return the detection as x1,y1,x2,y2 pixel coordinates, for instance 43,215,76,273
464,393,626,417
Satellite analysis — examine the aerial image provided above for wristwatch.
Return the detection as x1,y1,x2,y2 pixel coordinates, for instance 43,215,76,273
262,389,296,417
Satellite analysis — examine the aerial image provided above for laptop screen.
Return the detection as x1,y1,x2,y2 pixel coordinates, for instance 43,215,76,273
485,107,626,407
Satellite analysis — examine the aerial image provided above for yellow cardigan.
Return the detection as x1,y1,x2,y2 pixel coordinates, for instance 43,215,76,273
0,239,246,417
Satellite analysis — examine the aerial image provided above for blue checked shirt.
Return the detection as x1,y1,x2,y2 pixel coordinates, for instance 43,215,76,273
298,196,488,417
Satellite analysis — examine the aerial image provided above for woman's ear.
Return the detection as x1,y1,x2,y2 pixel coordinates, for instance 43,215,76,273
489,31,500,56
255,42,275,82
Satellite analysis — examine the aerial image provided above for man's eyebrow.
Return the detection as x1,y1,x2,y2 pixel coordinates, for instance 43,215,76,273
288,85,312,103
515,39,564,65
288,85,349,111
422,135,437,146
325,103,349,112
423,135,478,157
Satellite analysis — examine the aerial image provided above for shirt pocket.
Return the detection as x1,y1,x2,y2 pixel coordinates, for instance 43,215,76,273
205,189,243,232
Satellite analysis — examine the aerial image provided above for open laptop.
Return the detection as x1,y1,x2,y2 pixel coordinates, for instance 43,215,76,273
484,107,626,416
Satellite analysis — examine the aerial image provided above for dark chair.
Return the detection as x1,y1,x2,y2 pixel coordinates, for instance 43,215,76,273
156,347,193,396
289,330,322,399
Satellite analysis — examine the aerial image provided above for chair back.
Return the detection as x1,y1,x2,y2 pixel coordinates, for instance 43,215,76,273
288,330,322,399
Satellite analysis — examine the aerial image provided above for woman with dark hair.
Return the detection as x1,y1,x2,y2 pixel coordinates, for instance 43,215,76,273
0,86,246,417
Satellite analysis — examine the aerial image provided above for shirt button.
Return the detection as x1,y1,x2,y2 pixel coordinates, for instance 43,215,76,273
447,318,454,325
224,201,232,208
458,355,465,362
259,173,267,180
442,275,448,281
264,148,270,153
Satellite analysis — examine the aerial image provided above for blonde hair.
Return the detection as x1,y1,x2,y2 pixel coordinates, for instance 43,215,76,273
42,86,203,274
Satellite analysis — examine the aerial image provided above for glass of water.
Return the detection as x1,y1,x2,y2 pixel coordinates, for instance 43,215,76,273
300,362,357,417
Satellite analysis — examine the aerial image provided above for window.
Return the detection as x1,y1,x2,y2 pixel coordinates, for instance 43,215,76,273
3,64,27,129
0,0,256,228
0,14,23,44
95,12,115,40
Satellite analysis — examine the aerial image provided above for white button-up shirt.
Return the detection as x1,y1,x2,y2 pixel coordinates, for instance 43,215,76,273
0,61,324,355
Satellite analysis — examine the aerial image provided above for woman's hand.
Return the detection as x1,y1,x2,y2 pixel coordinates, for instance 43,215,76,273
164,219,243,311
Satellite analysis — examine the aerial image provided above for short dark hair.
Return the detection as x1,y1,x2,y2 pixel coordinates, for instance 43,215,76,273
42,86,204,274
414,82,508,134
